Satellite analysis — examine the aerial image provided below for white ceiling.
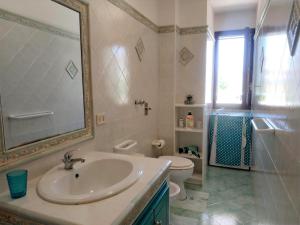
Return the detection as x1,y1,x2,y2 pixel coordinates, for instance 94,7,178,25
210,0,258,13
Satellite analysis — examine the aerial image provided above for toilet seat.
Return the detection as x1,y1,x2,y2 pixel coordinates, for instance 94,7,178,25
159,156,194,170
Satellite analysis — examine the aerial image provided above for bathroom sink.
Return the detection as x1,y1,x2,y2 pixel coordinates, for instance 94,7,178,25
37,155,143,204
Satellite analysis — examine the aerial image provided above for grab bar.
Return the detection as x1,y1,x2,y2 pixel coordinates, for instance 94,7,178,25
251,118,274,134
8,111,54,120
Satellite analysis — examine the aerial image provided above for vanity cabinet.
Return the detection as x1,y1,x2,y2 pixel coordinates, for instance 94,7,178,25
133,181,169,225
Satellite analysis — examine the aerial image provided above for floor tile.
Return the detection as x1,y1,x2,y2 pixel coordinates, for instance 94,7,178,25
172,166,260,225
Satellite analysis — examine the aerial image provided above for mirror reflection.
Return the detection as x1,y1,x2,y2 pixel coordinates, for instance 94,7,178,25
0,0,85,150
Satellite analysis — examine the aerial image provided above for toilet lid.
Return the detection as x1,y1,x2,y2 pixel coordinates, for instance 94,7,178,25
159,156,193,169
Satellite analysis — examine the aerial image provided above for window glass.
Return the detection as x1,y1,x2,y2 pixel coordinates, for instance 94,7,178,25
216,35,245,105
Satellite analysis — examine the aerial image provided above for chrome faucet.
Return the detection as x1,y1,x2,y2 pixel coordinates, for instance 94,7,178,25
62,151,85,170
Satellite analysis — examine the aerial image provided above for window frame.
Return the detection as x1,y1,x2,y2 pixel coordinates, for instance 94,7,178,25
213,28,255,110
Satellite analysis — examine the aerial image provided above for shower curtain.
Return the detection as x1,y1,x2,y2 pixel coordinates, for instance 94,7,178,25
208,112,252,170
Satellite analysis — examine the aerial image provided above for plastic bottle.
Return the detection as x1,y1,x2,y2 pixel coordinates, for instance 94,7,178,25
185,112,194,128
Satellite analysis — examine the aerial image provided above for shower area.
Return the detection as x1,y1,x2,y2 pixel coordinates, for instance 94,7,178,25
208,111,253,170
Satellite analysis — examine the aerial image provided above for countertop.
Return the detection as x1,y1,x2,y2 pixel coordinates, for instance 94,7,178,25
0,152,171,225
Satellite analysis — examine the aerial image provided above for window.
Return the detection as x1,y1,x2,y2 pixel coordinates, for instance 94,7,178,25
213,28,255,109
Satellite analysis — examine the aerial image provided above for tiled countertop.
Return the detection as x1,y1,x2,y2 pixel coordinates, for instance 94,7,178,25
0,152,171,225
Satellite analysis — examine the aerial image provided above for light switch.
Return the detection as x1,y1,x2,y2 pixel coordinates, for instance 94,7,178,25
96,113,105,126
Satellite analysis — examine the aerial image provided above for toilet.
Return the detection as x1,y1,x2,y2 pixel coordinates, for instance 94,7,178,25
169,181,180,225
159,156,194,200
169,181,180,203
114,140,192,200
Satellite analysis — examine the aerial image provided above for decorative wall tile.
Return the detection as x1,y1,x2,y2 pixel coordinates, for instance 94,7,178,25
0,8,79,40
158,25,176,33
135,38,145,62
180,26,208,35
179,47,194,66
66,60,79,79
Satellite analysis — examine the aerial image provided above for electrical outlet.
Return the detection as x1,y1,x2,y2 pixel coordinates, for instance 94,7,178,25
96,113,105,126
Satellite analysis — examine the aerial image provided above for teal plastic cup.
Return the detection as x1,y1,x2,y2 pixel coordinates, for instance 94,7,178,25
6,169,28,199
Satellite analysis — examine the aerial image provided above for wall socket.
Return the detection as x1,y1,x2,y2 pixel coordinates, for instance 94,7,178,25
96,113,105,126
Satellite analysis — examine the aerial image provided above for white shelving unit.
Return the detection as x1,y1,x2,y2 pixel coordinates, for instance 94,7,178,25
174,103,206,185
175,127,203,133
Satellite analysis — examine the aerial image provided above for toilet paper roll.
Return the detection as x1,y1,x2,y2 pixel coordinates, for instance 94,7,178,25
152,139,166,149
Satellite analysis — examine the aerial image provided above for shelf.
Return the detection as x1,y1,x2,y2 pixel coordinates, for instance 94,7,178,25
174,153,202,160
175,104,205,108
175,127,203,133
186,173,202,185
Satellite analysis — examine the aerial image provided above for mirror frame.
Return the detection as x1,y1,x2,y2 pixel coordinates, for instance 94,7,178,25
0,0,94,171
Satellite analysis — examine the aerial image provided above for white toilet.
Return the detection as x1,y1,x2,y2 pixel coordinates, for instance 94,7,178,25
169,181,180,225
114,140,193,200
169,181,180,203
159,156,194,200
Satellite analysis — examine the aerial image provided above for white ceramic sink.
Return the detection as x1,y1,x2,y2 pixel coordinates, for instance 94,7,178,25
37,154,143,204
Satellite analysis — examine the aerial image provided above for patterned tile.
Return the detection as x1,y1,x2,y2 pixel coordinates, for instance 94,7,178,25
135,38,145,62
179,47,194,66
172,167,261,225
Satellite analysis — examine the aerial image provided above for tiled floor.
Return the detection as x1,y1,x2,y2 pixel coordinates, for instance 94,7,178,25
171,166,258,225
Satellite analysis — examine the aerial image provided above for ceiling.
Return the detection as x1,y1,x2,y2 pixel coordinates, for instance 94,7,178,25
210,0,258,13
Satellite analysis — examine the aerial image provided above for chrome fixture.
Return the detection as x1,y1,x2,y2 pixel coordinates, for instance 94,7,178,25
144,102,152,115
134,99,145,105
62,151,85,170
135,99,152,115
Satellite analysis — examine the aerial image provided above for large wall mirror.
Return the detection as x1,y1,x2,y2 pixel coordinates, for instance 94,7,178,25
0,0,93,170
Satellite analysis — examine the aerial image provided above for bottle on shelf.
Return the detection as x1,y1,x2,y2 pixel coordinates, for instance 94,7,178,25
178,118,184,128
185,111,194,128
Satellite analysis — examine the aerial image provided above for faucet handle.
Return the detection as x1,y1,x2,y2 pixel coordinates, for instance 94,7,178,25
63,151,74,161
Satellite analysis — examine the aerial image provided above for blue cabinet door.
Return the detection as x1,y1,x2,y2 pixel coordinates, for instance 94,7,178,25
133,181,169,225
154,186,169,225
139,209,154,225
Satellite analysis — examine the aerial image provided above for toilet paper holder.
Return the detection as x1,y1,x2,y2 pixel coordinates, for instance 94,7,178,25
152,139,166,149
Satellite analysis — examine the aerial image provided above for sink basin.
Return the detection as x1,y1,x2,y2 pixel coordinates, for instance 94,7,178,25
37,155,143,204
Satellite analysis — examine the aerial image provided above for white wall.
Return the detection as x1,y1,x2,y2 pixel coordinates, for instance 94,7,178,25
256,0,269,27
207,0,215,32
176,0,207,27
214,9,256,31
158,0,175,26
0,0,80,34
124,0,159,25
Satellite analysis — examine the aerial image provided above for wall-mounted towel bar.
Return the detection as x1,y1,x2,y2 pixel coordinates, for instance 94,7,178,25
251,118,274,134
8,111,54,120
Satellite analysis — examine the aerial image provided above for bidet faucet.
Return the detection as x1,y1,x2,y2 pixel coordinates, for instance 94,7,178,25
62,151,85,170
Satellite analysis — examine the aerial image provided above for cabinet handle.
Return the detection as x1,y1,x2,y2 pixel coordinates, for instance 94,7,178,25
154,220,162,225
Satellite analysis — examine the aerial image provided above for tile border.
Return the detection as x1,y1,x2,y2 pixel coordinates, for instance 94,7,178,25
107,0,208,35
0,8,80,40
107,0,159,33
180,25,208,35
158,25,176,33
